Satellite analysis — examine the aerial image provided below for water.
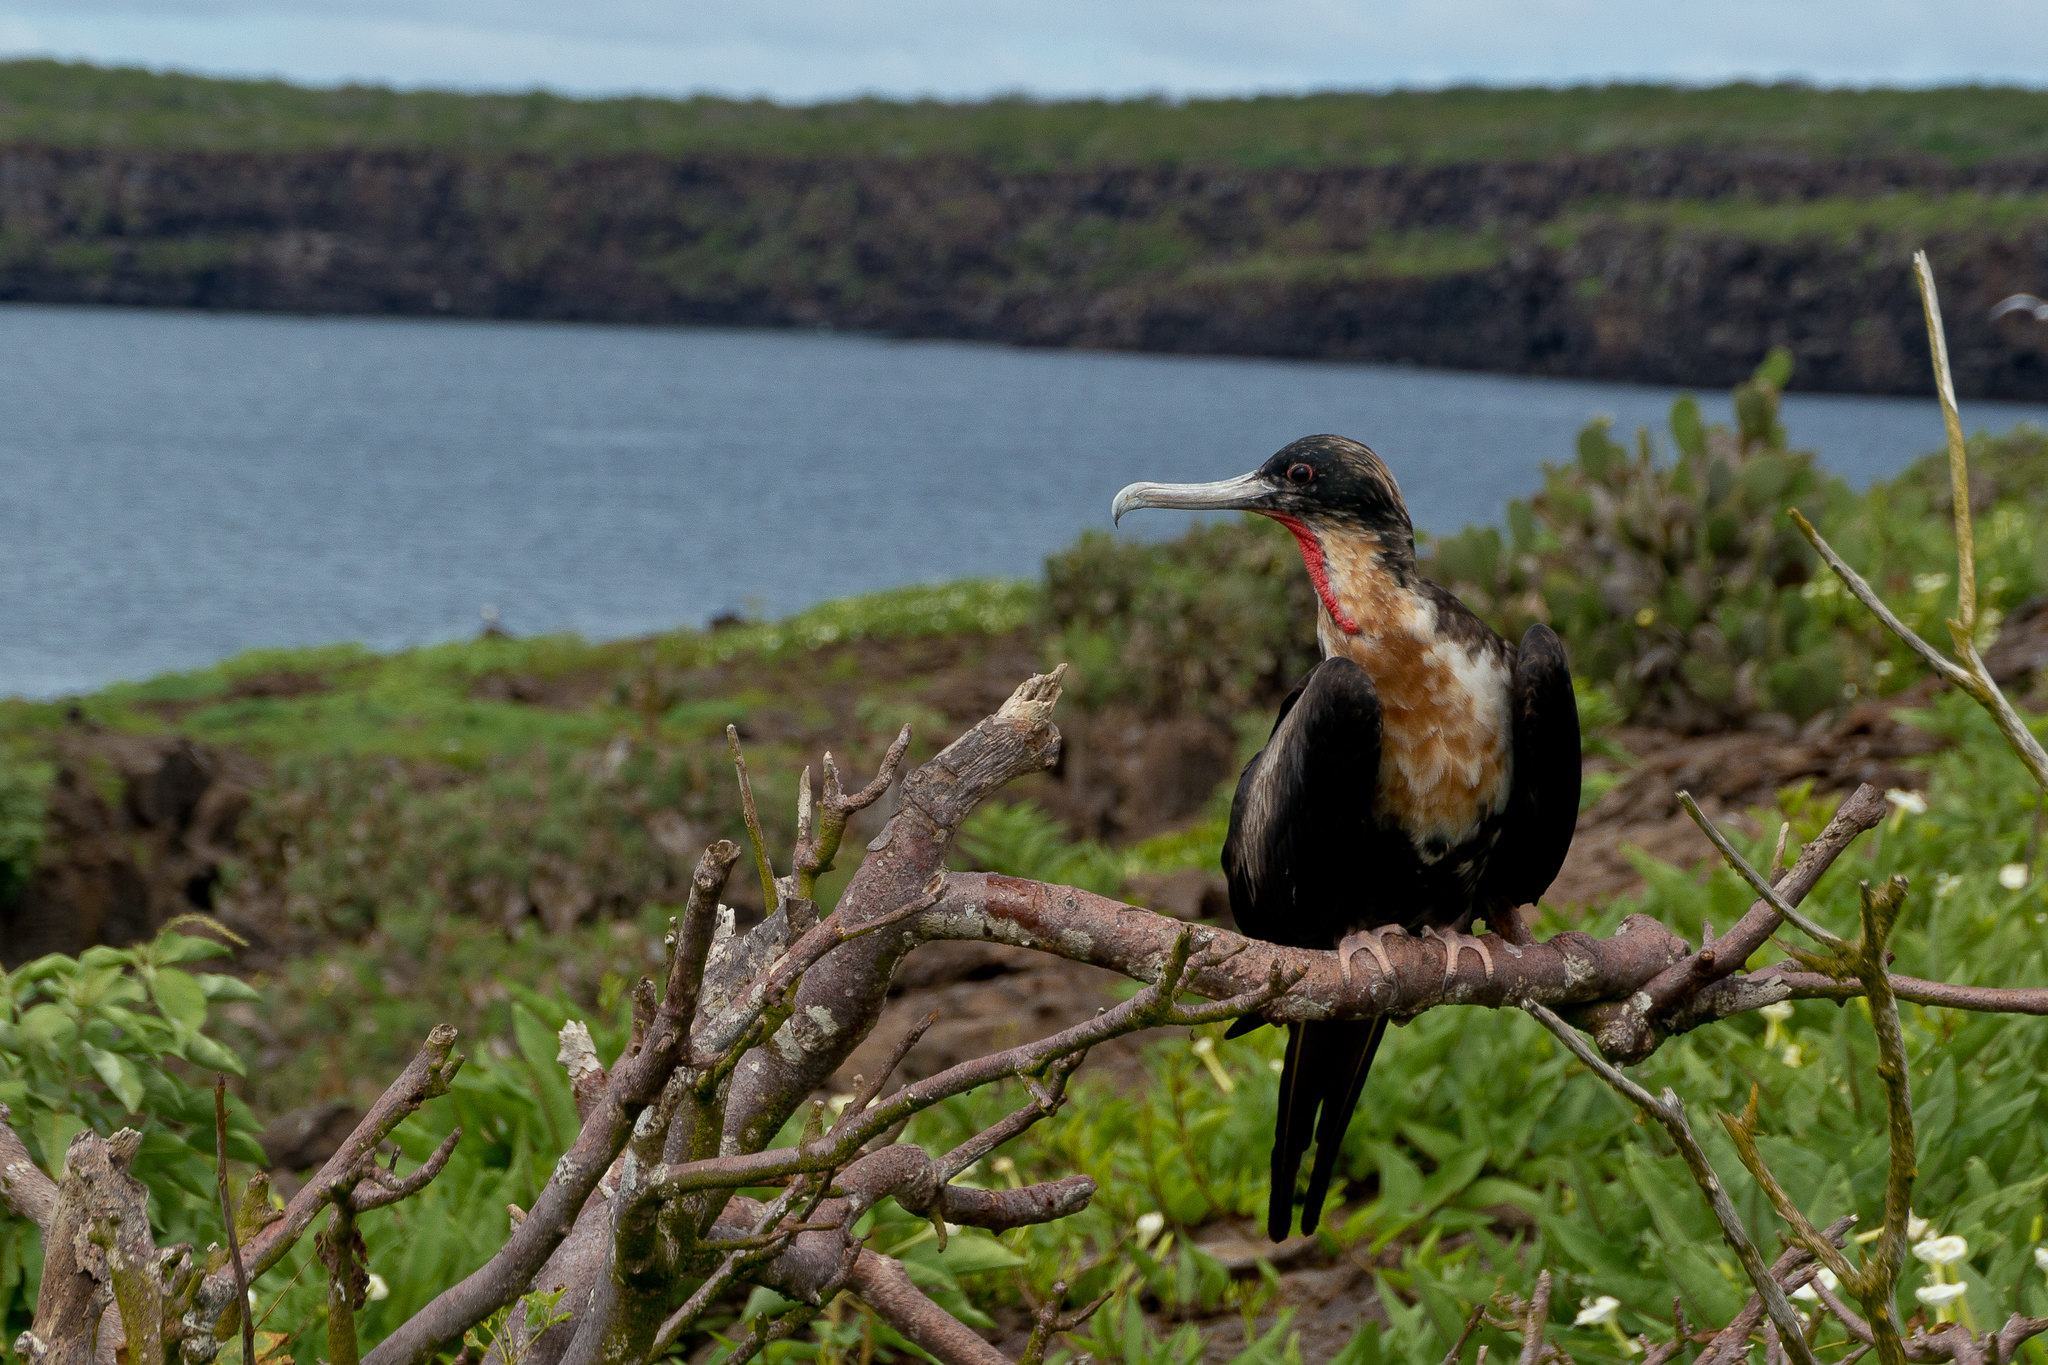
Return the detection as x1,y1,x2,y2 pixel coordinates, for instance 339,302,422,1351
5,304,2047,700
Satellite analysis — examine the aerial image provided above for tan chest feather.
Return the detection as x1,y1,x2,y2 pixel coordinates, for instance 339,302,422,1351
1315,542,1513,853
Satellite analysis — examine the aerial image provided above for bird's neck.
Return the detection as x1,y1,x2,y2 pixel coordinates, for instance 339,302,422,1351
1272,517,1415,638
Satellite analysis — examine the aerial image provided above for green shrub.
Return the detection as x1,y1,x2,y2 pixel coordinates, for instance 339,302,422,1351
0,927,266,1333
1043,519,1317,717
1427,349,1859,727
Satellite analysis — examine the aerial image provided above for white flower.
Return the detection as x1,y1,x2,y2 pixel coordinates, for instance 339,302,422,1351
247,1289,258,1310
1913,572,1952,595
1760,1002,1795,1023
1874,660,1895,678
1916,1282,1968,1308
1908,1212,1931,1241
1134,1211,1165,1247
1914,1235,1969,1267
1934,873,1962,899
2033,1246,2048,1275
2000,863,2030,891
826,1093,854,1116
1816,1268,1839,1292
1886,790,1929,815
1792,1284,1819,1302
1574,1296,1621,1327
1781,1043,1806,1068
992,1156,1016,1176
366,1273,389,1303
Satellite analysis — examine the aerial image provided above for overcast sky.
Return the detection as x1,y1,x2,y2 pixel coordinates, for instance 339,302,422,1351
0,1,2043,101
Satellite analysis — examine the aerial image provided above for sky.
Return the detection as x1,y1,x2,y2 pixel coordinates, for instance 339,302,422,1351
0,0,2044,102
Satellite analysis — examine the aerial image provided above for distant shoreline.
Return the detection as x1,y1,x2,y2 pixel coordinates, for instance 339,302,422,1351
5,139,2048,398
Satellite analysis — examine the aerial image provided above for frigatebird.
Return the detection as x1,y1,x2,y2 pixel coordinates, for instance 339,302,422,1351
1113,435,1580,1241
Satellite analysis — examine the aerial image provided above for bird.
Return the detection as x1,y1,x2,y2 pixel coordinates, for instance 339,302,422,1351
1990,294,2048,322
1112,434,1580,1241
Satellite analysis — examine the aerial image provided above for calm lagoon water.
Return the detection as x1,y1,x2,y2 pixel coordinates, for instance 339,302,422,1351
5,304,2047,700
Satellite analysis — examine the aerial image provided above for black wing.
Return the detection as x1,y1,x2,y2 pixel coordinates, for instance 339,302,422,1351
1220,657,1386,1240
1222,656,1382,950
1478,622,1580,911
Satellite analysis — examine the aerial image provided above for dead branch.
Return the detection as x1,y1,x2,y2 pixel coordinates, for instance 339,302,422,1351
1694,1218,1855,1365
1523,1002,1820,1365
214,1077,255,1365
1579,783,1890,1064
0,1103,58,1232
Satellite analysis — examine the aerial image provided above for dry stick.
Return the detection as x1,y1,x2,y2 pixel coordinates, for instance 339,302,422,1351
1522,1003,1820,1365
1774,972,2048,1015
1793,510,2048,792
1019,1278,1114,1365
1784,256,2048,792
1441,1302,1489,1365
1678,793,1851,954
1694,1219,1856,1365
728,725,780,914
1916,249,1976,637
321,1202,364,1365
1516,1271,1553,1365
364,900,725,1365
215,1076,257,1365
1580,783,1889,1063
1843,878,1918,1365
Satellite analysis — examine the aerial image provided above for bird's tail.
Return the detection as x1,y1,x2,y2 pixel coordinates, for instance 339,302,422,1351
1267,1016,1387,1241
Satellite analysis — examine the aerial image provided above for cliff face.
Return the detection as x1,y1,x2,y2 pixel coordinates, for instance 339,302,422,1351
4,144,2048,397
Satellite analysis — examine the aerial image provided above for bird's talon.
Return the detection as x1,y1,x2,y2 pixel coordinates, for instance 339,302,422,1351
1337,928,1396,992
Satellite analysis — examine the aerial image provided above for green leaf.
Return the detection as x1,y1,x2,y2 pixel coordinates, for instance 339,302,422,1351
82,1043,146,1112
17,1002,74,1049
197,974,263,1003
180,1032,246,1075
152,968,209,1032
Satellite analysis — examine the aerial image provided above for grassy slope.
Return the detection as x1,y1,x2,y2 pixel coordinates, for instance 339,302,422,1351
5,61,2048,166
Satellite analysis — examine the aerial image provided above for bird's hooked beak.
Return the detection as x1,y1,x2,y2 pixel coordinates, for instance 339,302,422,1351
1111,472,1274,525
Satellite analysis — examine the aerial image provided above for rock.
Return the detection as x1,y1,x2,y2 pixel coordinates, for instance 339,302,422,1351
0,735,254,964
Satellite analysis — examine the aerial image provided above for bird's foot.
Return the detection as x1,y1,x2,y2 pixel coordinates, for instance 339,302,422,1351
1424,926,1496,987
1337,926,1405,995
1489,903,1534,947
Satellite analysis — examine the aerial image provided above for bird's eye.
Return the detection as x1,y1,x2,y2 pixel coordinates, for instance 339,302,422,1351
1286,462,1314,486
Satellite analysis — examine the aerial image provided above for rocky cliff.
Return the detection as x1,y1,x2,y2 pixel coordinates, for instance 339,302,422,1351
4,143,2048,396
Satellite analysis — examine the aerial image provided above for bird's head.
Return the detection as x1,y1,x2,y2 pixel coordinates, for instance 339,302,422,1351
1112,435,1413,634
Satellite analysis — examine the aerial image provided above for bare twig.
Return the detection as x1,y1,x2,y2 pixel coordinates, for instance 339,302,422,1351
1784,259,2048,791
1580,783,1889,1064
1678,793,1851,954
1916,249,1975,634
1442,1302,1489,1365
215,1076,256,1365
1020,1278,1113,1365
728,726,780,914
1517,1271,1553,1365
1524,1003,1819,1365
